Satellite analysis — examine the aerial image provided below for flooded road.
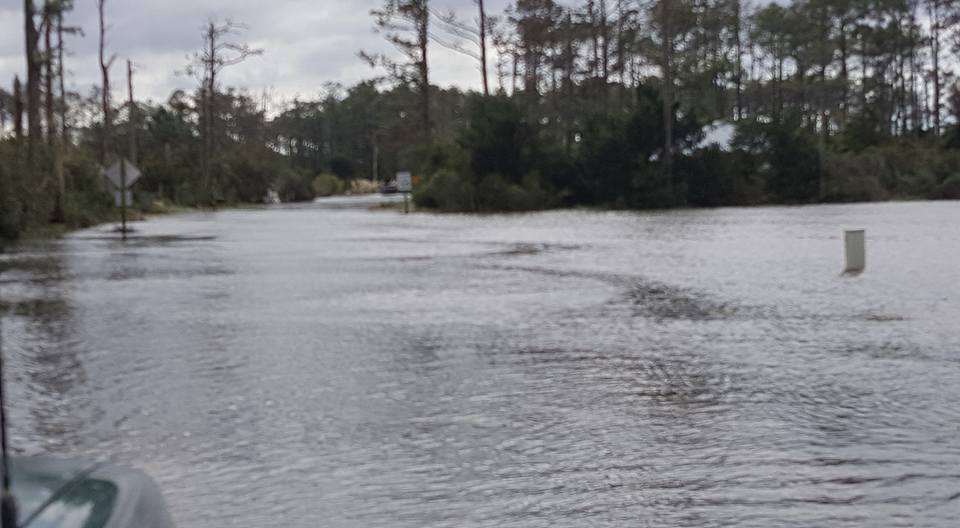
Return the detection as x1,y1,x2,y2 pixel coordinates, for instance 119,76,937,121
2,198,960,527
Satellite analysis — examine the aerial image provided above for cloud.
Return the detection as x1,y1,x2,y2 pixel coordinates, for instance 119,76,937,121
0,0,515,103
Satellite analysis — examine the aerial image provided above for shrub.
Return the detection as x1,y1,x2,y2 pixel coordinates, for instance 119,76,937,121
349,179,380,194
475,172,551,211
939,175,960,200
414,170,476,211
0,152,22,240
276,169,314,202
820,151,888,202
312,173,345,197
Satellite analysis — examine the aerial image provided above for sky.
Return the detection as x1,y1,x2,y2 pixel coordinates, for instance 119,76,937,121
0,0,514,104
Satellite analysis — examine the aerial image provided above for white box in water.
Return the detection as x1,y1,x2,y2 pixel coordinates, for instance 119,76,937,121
845,230,866,273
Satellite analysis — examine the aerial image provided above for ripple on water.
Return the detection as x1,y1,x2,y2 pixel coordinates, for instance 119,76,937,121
3,201,960,527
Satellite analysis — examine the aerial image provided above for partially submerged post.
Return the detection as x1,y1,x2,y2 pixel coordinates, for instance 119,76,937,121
844,230,866,274
119,156,128,240
397,171,413,214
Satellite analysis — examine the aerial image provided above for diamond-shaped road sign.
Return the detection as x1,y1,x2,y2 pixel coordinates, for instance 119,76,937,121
103,159,142,190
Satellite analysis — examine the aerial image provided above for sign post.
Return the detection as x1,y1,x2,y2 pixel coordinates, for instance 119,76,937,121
104,159,142,240
397,171,413,214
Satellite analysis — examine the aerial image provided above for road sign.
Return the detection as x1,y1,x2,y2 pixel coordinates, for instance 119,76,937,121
114,191,133,208
396,171,413,193
103,159,142,190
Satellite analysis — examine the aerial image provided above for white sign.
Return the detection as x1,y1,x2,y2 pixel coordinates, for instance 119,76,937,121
113,190,133,208
396,171,413,193
103,159,142,190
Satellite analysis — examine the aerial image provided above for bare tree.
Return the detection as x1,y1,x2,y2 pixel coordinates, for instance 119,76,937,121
429,1,492,96
127,60,137,165
659,0,674,197
13,77,24,141
926,0,949,135
367,0,432,141
24,0,43,160
185,19,263,201
43,0,66,221
56,0,80,144
98,0,116,165
44,3,55,147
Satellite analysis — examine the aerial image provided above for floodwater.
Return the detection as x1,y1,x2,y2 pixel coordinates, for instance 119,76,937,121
1,197,959,527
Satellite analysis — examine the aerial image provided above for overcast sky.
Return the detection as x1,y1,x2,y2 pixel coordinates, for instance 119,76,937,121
0,0,516,104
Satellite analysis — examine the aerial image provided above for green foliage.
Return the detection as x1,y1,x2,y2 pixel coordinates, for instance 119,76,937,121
820,150,888,203
681,147,763,207
841,110,888,153
312,173,346,197
939,175,960,200
0,146,23,240
460,96,540,186
275,169,314,202
733,120,821,203
414,169,475,212
224,148,281,203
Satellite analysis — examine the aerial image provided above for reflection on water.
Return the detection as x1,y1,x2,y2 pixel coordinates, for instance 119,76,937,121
2,200,960,527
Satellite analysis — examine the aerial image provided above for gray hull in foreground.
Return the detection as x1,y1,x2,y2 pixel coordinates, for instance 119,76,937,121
9,457,174,528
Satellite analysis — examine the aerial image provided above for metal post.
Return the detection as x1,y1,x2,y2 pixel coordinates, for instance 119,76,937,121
403,192,409,214
120,159,127,240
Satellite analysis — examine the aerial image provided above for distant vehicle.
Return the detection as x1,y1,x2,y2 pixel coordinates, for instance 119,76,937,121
381,181,398,194
7,456,175,528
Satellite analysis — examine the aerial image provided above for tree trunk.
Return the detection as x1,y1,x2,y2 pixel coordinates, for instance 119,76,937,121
563,14,575,152
600,0,609,87
930,1,941,136
661,0,674,199
616,0,627,104
24,0,42,160
57,9,68,144
204,22,215,201
588,0,599,79
479,0,489,97
13,76,24,141
419,3,431,142
839,19,848,124
734,0,743,121
127,60,137,165
44,8,55,147
98,0,112,165
45,3,64,222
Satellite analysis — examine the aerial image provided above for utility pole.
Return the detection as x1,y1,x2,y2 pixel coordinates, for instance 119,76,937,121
127,60,137,165
119,60,135,241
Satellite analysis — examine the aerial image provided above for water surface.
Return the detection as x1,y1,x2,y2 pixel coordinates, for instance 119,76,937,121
2,198,959,527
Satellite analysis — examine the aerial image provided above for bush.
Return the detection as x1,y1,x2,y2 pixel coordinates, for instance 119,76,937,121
349,179,380,194
0,151,22,240
939,175,960,200
227,149,277,203
476,172,551,211
820,151,888,202
62,155,114,229
414,170,476,211
276,169,314,202
682,147,762,207
733,120,821,203
312,173,345,197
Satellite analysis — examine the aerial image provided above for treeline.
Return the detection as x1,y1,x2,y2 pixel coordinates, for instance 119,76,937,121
3,0,960,240
394,0,960,210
